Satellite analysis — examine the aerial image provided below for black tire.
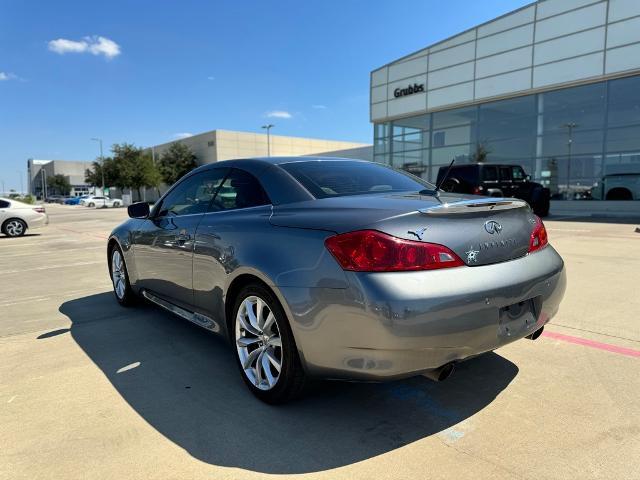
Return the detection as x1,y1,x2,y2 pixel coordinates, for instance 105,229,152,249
2,218,27,237
533,198,550,217
231,283,307,404
441,177,461,193
109,244,137,306
88,202,95,207
606,188,633,201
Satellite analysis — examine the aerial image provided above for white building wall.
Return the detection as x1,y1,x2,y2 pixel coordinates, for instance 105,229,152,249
149,130,369,165
371,0,640,122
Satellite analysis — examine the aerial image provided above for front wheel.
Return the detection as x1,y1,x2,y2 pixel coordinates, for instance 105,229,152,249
88,202,95,207
110,245,136,306
112,201,121,207
2,218,27,237
232,284,307,404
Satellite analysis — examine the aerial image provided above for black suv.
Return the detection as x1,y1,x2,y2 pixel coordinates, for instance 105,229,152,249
436,163,550,217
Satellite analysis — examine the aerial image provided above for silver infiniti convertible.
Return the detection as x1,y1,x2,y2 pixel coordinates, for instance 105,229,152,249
107,157,566,403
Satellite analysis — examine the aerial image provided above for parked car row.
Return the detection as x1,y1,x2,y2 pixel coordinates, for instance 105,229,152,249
46,195,124,208
79,195,123,208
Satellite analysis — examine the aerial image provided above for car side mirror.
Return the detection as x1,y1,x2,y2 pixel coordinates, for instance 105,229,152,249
127,202,150,219
525,175,531,181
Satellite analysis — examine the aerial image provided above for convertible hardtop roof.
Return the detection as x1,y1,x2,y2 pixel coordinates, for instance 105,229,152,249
187,157,372,205
197,156,370,170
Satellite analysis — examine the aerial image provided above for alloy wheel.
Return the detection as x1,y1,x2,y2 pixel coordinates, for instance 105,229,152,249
5,220,25,237
111,250,126,299
235,295,283,391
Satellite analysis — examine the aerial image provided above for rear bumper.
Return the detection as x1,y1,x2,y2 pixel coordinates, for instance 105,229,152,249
280,246,566,381
28,214,49,230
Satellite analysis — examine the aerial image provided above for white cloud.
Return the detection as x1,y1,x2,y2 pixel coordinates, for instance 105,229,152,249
0,72,17,81
48,36,121,59
173,132,194,139
266,110,292,119
207,76,215,81
312,104,327,109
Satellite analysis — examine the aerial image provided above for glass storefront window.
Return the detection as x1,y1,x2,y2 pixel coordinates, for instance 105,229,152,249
432,125,475,147
541,129,604,157
374,74,640,200
607,76,640,128
431,144,471,166
484,137,536,162
606,125,640,153
541,82,606,132
478,96,537,141
432,106,476,129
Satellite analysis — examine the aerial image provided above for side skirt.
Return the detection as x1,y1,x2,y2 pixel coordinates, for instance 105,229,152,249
141,290,221,333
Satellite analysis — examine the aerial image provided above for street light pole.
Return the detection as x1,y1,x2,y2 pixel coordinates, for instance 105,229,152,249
261,124,275,157
91,138,105,194
562,122,577,200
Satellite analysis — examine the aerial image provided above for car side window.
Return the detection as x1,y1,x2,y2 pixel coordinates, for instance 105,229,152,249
156,169,228,217
210,169,270,212
0,200,9,208
483,166,498,182
499,166,512,181
512,166,526,180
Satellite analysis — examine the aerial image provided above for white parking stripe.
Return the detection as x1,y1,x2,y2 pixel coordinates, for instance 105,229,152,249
0,260,103,275
3,246,105,257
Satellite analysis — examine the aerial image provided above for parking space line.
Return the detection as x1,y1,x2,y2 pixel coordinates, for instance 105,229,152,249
542,330,640,359
4,246,105,257
52,226,108,240
0,260,103,275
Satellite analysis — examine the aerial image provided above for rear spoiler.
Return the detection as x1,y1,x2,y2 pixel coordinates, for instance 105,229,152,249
419,197,529,215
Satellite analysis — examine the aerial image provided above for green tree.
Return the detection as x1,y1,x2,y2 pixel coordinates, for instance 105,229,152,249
472,142,491,163
84,157,119,189
158,142,198,186
129,152,162,200
111,143,162,200
85,143,162,199
47,174,71,195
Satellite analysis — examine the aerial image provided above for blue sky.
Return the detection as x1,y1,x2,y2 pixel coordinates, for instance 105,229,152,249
0,0,530,192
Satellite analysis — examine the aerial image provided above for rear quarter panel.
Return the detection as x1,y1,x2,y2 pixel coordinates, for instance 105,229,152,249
192,206,349,336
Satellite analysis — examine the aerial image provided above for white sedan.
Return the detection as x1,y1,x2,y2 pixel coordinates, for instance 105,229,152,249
0,197,48,237
81,196,123,208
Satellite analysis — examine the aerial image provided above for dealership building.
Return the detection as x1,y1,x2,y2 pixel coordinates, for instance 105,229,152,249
149,129,371,165
370,0,640,202
27,159,92,198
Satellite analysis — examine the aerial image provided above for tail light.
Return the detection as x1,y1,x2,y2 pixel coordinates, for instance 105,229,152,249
324,230,464,272
33,207,46,214
528,216,548,253
472,186,482,195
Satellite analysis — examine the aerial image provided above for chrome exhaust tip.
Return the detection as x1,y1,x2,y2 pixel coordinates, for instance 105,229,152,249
423,362,456,382
526,326,544,340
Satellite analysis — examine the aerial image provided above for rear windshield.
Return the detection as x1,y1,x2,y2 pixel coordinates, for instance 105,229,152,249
281,161,434,198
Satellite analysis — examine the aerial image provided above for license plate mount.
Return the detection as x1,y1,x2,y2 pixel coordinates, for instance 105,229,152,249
498,299,538,338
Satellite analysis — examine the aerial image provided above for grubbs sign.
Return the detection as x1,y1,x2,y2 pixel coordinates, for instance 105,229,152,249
393,83,425,98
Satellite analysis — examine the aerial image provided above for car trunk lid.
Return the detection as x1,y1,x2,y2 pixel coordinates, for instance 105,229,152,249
270,194,536,267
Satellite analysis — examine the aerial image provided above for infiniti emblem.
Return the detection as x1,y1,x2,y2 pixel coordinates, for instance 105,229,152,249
484,220,503,235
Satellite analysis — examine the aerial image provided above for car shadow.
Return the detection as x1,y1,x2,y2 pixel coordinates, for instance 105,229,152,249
59,292,518,474
0,233,41,240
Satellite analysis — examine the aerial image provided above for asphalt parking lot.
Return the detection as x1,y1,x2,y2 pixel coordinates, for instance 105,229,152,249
1,204,639,480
